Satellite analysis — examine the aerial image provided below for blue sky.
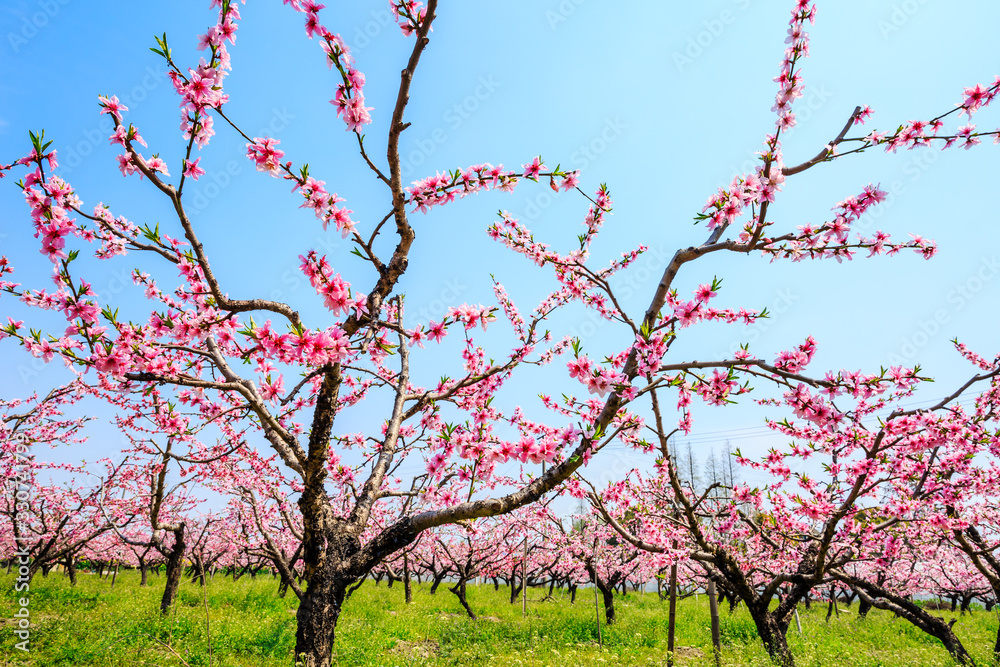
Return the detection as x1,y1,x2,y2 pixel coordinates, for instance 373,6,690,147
1,1,998,494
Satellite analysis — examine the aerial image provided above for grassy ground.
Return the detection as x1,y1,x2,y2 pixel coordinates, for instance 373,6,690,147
0,570,997,666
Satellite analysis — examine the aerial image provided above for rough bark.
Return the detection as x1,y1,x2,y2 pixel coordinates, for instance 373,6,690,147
403,554,412,604
858,596,872,618
509,569,523,605
833,572,973,666
160,526,187,615
65,555,77,586
429,571,446,595
294,569,348,667
109,560,120,590
292,514,420,666
586,565,616,625
745,603,795,667
450,580,476,620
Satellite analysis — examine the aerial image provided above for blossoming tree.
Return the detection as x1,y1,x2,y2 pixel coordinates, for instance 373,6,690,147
2,1,999,666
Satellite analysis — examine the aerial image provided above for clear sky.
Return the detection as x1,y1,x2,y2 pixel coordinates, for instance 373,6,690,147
1,1,998,495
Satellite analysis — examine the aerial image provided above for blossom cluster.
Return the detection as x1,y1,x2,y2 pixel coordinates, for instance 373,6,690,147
282,1,373,132
406,159,579,214
772,1,816,131
701,160,785,231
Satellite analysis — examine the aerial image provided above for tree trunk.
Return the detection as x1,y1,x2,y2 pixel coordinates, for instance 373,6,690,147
294,570,348,667
595,577,616,625
160,527,187,615
841,575,974,667
509,574,523,604
940,623,974,666
291,486,422,667
190,555,206,586
746,605,795,667
994,618,1000,663
667,563,678,666
110,560,120,590
450,579,476,620
570,583,577,604
403,554,412,604
429,572,445,595
66,555,77,586
510,569,521,604
709,580,722,665
858,596,872,619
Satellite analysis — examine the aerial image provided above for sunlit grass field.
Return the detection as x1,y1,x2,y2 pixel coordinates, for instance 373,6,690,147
1,570,996,666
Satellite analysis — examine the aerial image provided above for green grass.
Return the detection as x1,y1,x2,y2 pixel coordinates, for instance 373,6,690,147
1,569,997,666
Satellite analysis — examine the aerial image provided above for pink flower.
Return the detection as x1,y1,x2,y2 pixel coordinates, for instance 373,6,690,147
184,158,206,180
559,171,580,192
261,375,285,402
567,356,592,380
695,283,717,303
98,95,128,121
116,154,139,178
144,156,171,177
330,86,373,132
407,327,426,348
587,370,612,397
426,321,447,344
245,137,286,176
962,83,989,116
522,156,544,180
93,349,128,376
